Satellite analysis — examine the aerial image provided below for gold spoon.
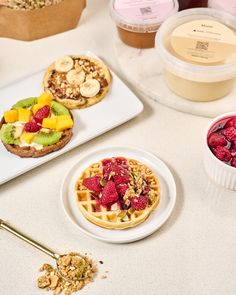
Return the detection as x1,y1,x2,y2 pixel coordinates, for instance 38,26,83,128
0,219,88,282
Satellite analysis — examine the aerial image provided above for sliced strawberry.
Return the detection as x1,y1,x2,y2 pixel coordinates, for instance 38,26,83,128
83,175,102,192
129,195,148,211
100,181,119,205
116,183,128,197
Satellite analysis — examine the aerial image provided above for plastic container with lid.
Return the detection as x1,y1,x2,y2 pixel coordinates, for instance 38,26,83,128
208,0,236,16
110,0,179,49
155,8,236,102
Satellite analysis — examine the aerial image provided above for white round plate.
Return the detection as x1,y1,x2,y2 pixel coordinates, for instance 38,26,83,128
60,147,176,243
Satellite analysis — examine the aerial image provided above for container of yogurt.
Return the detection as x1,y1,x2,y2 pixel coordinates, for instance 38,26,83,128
110,0,179,49
208,0,236,16
155,8,236,101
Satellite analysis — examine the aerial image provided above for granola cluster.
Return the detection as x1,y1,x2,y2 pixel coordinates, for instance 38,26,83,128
37,253,97,295
0,0,63,10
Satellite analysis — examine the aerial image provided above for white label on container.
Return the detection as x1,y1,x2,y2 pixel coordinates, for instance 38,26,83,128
114,0,175,22
170,19,236,64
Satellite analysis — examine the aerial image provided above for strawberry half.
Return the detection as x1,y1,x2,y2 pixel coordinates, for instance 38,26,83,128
100,181,119,205
82,175,102,192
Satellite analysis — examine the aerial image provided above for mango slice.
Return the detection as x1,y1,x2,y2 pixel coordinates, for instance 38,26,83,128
18,108,31,122
4,109,18,123
20,132,36,144
32,103,46,115
38,92,53,106
42,117,57,129
56,115,73,131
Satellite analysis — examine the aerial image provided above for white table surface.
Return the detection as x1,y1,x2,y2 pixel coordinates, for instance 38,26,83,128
0,1,236,295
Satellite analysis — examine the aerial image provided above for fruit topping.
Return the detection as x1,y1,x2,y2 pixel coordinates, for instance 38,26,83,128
4,109,18,123
18,108,31,122
103,160,130,184
222,127,236,142
54,56,74,73
12,97,37,109
42,118,57,129
116,183,128,197
20,132,36,144
66,69,85,85
225,118,236,129
37,92,53,105
208,116,236,168
51,101,70,116
56,115,73,131
208,132,227,148
129,195,148,211
34,105,50,124
0,124,20,145
83,176,102,193
32,131,62,146
24,121,41,133
80,79,100,98
100,181,119,205
232,157,236,168
213,146,231,162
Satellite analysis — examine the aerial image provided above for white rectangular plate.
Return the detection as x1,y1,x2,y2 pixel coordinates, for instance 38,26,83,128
0,54,143,185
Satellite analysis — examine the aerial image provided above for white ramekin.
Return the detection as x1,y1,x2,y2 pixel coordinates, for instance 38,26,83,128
204,112,236,191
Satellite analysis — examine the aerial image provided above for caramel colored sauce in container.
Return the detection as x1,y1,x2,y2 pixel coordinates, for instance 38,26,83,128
178,0,208,10
110,0,179,49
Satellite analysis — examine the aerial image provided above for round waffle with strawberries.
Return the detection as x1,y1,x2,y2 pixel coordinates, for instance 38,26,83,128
0,93,74,158
43,55,112,109
75,157,160,230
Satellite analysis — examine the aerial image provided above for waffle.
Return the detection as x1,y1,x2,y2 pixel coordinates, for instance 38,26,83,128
43,55,112,109
75,158,160,230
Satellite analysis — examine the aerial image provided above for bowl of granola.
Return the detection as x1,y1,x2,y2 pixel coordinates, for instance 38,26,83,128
0,0,86,41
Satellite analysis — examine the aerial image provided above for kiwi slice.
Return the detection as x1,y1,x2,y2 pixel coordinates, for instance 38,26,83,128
51,101,70,115
13,97,37,109
32,131,62,146
0,124,20,145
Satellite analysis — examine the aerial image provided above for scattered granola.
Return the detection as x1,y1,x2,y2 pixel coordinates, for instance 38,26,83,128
37,253,97,295
0,0,63,10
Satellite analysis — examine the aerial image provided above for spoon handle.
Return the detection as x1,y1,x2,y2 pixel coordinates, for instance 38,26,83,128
0,219,60,260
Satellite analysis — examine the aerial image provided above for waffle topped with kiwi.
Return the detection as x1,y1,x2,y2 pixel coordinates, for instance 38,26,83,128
43,55,112,109
0,93,74,158
75,157,160,230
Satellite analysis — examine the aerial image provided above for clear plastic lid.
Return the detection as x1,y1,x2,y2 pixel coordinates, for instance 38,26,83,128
155,8,236,82
110,0,179,33
208,0,236,16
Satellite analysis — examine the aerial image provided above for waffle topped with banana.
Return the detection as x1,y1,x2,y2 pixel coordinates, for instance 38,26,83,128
43,55,112,109
75,157,160,230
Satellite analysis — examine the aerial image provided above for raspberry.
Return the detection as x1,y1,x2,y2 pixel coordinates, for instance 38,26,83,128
34,105,50,123
129,195,148,211
83,175,102,192
231,157,236,168
230,141,236,156
208,132,227,148
225,118,236,129
103,162,130,184
116,183,128,197
100,181,119,205
213,146,231,162
102,158,113,166
222,127,236,141
115,157,127,166
24,121,41,132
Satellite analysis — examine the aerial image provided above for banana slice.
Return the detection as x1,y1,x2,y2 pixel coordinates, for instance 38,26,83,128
54,56,74,73
80,79,101,98
66,69,85,85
